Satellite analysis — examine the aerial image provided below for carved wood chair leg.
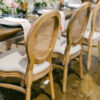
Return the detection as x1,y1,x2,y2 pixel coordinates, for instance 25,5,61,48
79,51,83,79
21,80,25,88
87,45,92,70
26,84,31,100
98,40,100,61
49,65,55,100
62,64,68,93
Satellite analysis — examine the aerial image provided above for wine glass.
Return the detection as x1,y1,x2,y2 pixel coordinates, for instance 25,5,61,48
20,2,28,18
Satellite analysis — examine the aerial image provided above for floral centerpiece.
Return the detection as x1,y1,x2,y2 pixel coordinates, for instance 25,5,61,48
0,0,22,15
33,0,48,9
33,0,60,10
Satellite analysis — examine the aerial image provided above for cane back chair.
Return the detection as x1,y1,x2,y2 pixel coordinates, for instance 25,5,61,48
83,1,100,70
0,11,60,100
81,0,99,9
81,0,99,3
53,3,91,93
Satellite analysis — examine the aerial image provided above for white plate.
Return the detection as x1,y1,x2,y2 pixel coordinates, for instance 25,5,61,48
67,3,81,8
3,17,27,23
38,10,52,14
0,19,21,28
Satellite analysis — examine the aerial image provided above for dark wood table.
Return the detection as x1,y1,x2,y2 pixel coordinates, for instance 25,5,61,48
0,26,22,42
0,9,74,42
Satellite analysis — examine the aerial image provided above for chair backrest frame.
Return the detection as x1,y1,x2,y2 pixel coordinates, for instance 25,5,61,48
87,1,100,41
92,1,100,32
67,2,91,46
25,11,61,75
81,0,99,3
63,3,91,64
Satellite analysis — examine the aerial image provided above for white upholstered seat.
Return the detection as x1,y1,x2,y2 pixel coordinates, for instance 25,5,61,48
84,11,100,40
84,30,100,45
83,10,100,45
84,30,100,40
53,36,81,55
0,49,50,75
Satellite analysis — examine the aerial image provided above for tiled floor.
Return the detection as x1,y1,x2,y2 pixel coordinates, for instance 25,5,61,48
0,42,100,100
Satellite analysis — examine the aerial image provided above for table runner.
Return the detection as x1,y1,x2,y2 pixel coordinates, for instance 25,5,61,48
3,17,31,42
37,10,65,31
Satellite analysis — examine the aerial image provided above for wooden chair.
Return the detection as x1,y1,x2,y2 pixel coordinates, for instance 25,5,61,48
0,11,61,100
53,3,91,93
81,0,99,9
83,1,100,70
81,0,99,3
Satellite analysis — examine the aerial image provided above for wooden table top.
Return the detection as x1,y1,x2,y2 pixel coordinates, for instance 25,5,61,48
0,9,74,42
0,26,22,42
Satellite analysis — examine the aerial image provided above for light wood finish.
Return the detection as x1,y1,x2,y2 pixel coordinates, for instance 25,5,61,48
21,79,25,88
83,1,100,70
53,3,91,93
0,11,61,100
82,0,100,3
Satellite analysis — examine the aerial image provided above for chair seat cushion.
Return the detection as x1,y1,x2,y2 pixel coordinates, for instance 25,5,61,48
53,36,81,55
0,49,50,75
84,30,100,40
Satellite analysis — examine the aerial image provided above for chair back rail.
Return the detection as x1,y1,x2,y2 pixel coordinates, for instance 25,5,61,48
81,0,99,3
0,11,61,100
63,3,91,64
67,2,91,46
92,2,100,32
62,3,91,93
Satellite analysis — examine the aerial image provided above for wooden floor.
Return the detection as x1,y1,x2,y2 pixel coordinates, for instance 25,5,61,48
0,42,99,100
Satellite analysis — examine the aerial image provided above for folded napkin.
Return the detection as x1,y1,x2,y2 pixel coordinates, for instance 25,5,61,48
59,11,65,32
67,3,81,8
3,17,31,42
38,9,52,14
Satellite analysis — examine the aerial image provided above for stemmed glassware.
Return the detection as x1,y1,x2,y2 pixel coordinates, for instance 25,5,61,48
20,2,28,18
